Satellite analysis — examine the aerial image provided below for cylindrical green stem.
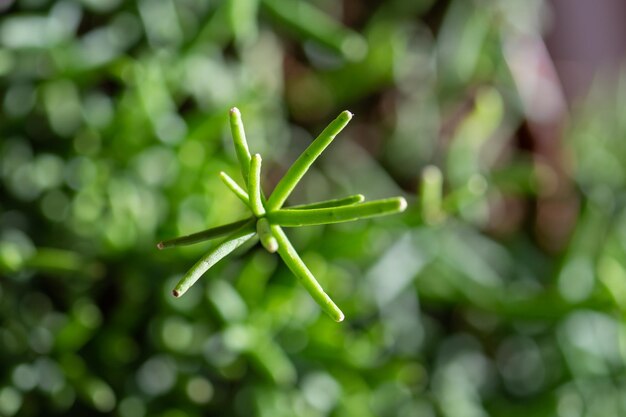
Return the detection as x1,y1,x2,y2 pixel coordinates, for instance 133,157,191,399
172,223,257,297
271,224,344,322
219,171,250,207
261,0,367,61
268,197,407,227
288,194,364,210
157,217,253,249
267,111,353,211
256,218,278,253
420,165,444,225
249,154,265,217
229,107,252,185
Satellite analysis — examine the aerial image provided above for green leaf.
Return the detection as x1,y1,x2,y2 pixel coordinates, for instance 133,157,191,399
271,224,344,322
219,171,251,207
268,197,407,227
229,107,252,185
157,217,253,249
287,194,364,210
266,110,353,211
261,0,367,61
256,218,278,253
248,154,265,217
172,223,257,297
420,165,444,225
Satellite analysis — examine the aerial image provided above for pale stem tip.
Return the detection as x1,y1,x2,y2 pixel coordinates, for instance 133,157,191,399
156,242,164,250
229,107,240,116
172,289,181,297
423,165,442,180
267,240,278,253
342,110,353,119
335,311,345,322
398,197,408,212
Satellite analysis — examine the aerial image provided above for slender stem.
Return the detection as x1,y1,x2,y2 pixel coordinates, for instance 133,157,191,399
442,174,488,213
271,224,344,322
420,165,444,225
248,154,265,216
172,223,257,297
219,171,250,207
261,0,367,61
266,111,353,211
24,248,87,274
256,218,278,253
267,197,407,227
287,194,364,210
157,217,253,249
229,107,252,185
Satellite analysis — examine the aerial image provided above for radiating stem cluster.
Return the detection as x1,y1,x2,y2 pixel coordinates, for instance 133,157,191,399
157,108,407,321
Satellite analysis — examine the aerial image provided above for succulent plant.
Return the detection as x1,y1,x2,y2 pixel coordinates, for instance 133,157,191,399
158,108,407,321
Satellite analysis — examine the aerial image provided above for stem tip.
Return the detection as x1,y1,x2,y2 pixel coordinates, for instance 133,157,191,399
172,289,181,297
229,107,240,116
157,242,164,250
398,197,408,212
266,240,278,253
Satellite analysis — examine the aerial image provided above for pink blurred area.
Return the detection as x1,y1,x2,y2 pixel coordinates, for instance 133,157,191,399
547,0,626,103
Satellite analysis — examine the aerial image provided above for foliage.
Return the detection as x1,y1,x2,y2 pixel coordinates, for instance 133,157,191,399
160,107,406,322
1,0,624,416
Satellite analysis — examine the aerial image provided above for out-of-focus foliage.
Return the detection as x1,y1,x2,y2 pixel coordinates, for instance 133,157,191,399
1,0,625,416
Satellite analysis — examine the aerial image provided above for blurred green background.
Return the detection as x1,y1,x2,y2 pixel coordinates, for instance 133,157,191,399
2,0,626,415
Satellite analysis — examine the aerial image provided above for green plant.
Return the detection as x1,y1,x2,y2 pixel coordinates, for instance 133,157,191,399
158,108,407,321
